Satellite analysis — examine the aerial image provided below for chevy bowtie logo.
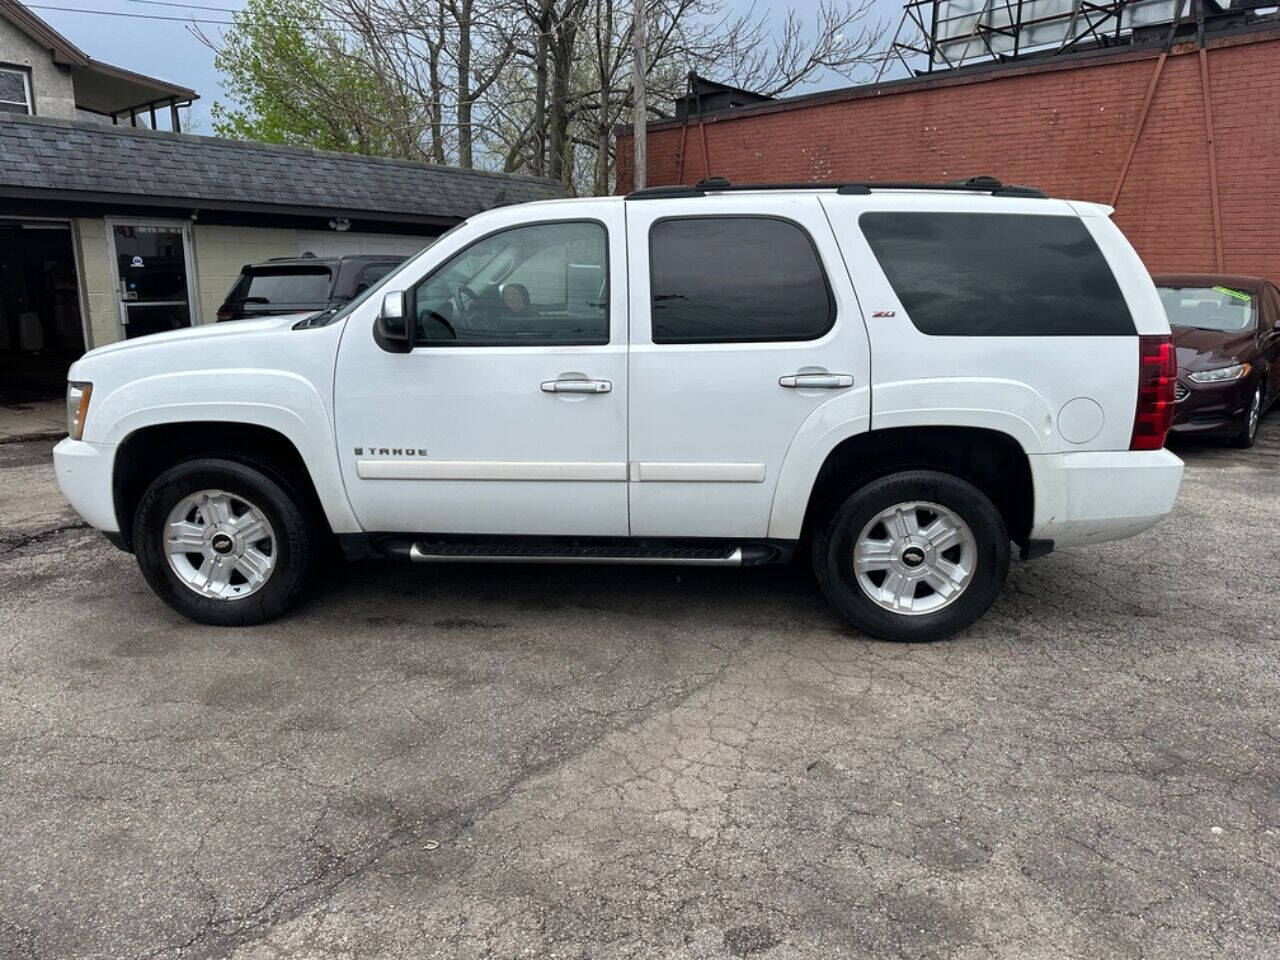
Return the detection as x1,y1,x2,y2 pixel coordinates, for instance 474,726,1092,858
355,447,429,456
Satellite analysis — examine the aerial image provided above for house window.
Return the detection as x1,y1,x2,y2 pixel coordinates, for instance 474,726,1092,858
0,66,32,115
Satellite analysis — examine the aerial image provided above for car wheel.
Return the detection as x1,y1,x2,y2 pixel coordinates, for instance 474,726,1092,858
1230,385,1263,449
133,458,318,626
811,470,1010,642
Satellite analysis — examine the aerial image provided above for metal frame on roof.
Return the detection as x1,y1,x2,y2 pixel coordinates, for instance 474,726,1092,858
873,0,1252,79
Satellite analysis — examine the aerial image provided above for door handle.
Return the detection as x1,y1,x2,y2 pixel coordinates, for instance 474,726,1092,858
779,373,854,389
541,379,612,394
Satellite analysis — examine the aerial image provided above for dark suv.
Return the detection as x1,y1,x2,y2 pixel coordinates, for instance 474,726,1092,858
216,254,409,322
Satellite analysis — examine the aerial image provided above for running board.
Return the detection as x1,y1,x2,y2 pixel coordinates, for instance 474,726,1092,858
408,542,744,566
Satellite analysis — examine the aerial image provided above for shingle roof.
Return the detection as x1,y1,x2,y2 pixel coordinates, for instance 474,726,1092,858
0,115,562,222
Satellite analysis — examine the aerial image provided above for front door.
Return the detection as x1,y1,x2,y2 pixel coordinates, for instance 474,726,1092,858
109,221,196,338
624,195,872,538
334,202,629,536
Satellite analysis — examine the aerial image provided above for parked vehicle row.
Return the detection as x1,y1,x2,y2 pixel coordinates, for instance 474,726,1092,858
55,178,1186,641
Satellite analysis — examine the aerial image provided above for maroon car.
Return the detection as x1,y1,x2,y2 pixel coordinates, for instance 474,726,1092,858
1154,274,1280,448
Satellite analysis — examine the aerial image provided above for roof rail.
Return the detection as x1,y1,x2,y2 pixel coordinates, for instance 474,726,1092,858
625,175,1046,200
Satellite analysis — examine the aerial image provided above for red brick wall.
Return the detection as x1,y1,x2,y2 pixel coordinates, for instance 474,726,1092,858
617,30,1280,279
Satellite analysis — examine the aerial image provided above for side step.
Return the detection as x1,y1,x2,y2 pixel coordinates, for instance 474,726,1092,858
408,541,744,566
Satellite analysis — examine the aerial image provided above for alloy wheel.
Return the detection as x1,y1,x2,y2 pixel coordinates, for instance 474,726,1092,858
164,489,277,600
852,501,978,616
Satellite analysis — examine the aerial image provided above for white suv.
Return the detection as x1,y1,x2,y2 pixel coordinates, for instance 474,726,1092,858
54,178,1183,641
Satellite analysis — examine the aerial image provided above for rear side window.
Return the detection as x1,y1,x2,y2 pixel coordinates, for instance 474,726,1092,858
859,212,1134,336
649,217,834,343
239,268,333,304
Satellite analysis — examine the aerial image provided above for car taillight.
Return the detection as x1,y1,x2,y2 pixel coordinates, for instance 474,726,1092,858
1130,334,1176,450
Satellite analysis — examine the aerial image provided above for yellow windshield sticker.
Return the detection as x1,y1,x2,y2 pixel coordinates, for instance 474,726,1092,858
1213,285,1252,303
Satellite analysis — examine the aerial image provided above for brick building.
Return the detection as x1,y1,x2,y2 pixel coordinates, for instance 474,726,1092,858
617,16,1280,280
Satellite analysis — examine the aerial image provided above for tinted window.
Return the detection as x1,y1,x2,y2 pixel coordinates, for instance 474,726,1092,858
241,268,333,304
649,217,834,343
353,262,399,295
859,213,1134,336
1157,285,1256,332
412,221,607,346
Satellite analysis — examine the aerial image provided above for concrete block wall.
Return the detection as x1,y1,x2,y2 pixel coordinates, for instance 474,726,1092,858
72,218,116,349
618,28,1280,279
0,19,76,119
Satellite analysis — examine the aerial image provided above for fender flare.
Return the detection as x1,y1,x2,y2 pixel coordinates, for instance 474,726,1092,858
768,384,1046,540
97,370,360,534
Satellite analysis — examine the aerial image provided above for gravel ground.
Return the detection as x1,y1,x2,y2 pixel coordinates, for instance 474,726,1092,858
1,424,1277,960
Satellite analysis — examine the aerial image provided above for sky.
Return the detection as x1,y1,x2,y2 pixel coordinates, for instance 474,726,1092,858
32,0,907,133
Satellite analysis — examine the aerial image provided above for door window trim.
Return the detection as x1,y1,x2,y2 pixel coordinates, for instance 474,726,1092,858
104,217,201,332
646,213,837,345
408,217,611,348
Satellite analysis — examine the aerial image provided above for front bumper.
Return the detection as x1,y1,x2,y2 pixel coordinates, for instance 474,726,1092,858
1169,375,1253,438
1028,448,1184,549
53,438,119,533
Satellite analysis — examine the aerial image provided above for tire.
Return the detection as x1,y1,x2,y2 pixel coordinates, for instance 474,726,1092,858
133,457,318,626
1230,385,1263,449
811,470,1010,642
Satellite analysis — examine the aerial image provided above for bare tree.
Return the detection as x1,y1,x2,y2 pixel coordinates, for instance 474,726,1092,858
200,0,884,190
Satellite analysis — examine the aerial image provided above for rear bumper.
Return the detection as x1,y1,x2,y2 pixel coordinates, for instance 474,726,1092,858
53,437,119,533
1028,448,1184,549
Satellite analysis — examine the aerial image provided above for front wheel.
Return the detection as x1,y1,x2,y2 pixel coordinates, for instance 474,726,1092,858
1230,385,1263,449
812,470,1010,642
133,458,318,626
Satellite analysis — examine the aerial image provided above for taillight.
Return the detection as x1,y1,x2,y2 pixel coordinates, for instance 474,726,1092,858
1130,334,1176,450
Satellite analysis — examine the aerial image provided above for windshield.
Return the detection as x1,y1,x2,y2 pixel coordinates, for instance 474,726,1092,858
1158,285,1256,332
307,222,465,328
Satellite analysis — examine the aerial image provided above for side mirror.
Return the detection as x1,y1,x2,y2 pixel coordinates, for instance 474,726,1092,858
374,290,412,353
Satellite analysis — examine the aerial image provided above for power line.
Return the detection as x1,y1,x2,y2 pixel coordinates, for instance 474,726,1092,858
25,4,236,24
117,0,243,13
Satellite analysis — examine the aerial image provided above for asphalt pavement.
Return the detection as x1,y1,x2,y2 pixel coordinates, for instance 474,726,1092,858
1,423,1277,959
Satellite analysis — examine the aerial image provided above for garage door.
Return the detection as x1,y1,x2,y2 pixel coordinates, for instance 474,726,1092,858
295,230,431,259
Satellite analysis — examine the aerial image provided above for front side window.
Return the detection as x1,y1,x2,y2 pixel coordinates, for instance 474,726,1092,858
1157,285,1257,332
412,221,607,346
859,212,1135,337
649,217,834,344
0,67,31,115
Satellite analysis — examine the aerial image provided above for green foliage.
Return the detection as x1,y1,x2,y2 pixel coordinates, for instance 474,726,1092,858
210,0,420,157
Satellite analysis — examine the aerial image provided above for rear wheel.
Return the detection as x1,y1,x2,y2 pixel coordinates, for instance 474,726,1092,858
812,470,1010,642
133,458,317,625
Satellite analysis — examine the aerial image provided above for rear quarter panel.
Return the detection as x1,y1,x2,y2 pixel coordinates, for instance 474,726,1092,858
820,194,1162,455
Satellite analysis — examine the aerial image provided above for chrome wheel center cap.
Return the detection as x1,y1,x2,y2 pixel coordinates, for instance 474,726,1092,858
211,533,235,555
900,545,926,568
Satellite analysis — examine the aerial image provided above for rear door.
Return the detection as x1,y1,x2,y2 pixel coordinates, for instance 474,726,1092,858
625,194,871,538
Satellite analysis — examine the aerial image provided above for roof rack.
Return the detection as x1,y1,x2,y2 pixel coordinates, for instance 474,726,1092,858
624,175,1046,200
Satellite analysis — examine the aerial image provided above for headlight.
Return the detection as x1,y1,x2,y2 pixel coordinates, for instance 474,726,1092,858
66,381,93,440
1188,362,1250,384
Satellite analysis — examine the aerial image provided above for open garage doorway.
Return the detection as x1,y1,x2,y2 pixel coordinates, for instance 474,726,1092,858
0,221,86,404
